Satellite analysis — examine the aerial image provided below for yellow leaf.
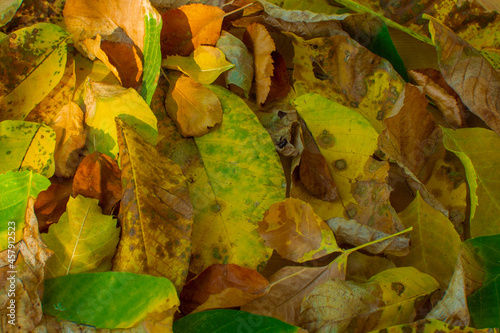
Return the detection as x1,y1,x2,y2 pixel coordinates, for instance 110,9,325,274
371,319,499,333
165,74,223,137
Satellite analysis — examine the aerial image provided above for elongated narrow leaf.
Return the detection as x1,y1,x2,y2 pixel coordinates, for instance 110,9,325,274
42,196,120,279
189,85,286,274
112,119,193,291
0,120,56,177
442,127,500,237
0,23,68,120
42,272,179,329
0,171,50,249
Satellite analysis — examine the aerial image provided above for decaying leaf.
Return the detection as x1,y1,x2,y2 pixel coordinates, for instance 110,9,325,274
34,179,73,231
266,51,291,103
112,119,193,291
371,319,499,333
165,73,223,137
346,251,396,283
258,198,340,263
179,264,269,314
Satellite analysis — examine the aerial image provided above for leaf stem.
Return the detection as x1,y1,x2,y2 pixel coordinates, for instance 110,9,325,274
223,2,257,18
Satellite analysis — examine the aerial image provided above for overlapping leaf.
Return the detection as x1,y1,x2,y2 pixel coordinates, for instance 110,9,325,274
371,319,499,333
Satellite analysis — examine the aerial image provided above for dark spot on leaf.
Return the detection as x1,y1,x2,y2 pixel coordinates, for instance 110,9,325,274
6,151,11,155
316,130,335,148
277,137,287,149
347,208,357,219
391,282,405,296
377,111,384,120
334,159,347,170
277,110,287,118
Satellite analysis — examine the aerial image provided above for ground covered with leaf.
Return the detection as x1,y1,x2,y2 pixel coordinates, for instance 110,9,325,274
0,0,499,332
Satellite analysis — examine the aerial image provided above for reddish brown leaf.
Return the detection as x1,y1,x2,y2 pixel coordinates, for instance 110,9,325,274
265,51,290,104
34,179,73,232
73,152,122,215
179,264,269,314
100,40,143,89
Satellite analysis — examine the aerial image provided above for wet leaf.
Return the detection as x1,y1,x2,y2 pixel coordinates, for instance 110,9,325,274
112,119,193,291
42,196,120,279
179,264,269,314
257,198,341,263
162,45,234,84
165,73,223,137
0,120,56,177
42,272,179,329
0,23,68,120
371,319,499,333
188,85,286,274
442,127,500,237
299,267,439,333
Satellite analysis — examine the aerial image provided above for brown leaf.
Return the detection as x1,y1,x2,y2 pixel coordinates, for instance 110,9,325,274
0,198,53,331
73,152,122,215
409,68,467,128
245,23,275,105
428,16,500,135
34,179,73,232
179,264,269,314
265,51,291,104
160,4,224,56
346,251,396,283
257,198,340,263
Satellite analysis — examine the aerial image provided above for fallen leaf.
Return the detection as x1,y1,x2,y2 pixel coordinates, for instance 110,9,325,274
48,101,86,178
266,51,291,103
162,45,234,84
42,272,179,329
258,198,341,263
391,192,461,290
326,217,410,256
34,179,73,231
0,0,22,27
0,23,68,120
0,120,56,177
73,152,122,215
299,148,338,202
179,263,269,314
160,3,224,56
427,16,500,135
0,197,53,331
261,0,344,15
245,22,275,105
165,73,223,137
442,127,500,237
409,68,467,129
42,196,120,279
346,251,396,283
0,171,50,249
84,80,158,158
188,85,286,274
112,119,193,291
299,267,439,333
371,318,499,333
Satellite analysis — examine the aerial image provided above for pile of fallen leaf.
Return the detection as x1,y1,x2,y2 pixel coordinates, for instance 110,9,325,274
0,0,499,332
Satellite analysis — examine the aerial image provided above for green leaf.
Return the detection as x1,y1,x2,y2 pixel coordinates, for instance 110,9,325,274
189,85,286,274
84,81,158,159
390,191,461,289
0,0,22,27
162,46,235,85
42,272,179,329
0,23,68,120
216,31,254,97
173,309,302,333
0,120,56,177
442,127,500,237
141,8,162,104
466,234,500,329
42,196,120,279
0,170,50,250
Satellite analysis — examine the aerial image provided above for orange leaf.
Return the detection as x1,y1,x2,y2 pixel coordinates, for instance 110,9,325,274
179,264,269,314
160,4,224,56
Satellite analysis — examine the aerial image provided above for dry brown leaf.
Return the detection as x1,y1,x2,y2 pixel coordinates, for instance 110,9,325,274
326,217,410,256
165,74,223,137
73,152,122,215
245,23,275,105
34,179,73,232
346,251,396,283
0,198,53,331
160,4,224,56
409,68,467,129
179,264,269,314
265,51,291,104
48,101,86,178
428,16,500,135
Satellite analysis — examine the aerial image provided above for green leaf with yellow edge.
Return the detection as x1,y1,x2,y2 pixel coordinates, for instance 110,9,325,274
112,119,193,291
0,120,56,177
42,196,120,279
162,46,235,85
0,23,68,121
299,267,439,333
84,80,158,159
0,170,50,250
189,85,286,274
442,127,500,237
42,272,179,329
370,319,499,333
391,191,461,290
257,198,341,263
286,32,405,133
